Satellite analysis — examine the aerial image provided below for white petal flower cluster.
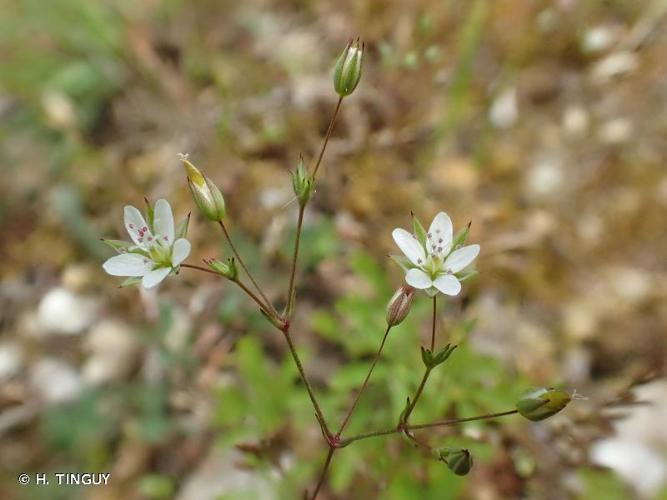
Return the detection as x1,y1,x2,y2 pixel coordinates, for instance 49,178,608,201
392,212,479,296
102,199,191,289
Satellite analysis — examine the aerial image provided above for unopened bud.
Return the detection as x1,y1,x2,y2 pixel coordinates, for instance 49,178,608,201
181,156,226,221
386,285,414,326
291,157,313,206
516,387,571,421
205,257,238,281
333,39,364,97
437,448,473,476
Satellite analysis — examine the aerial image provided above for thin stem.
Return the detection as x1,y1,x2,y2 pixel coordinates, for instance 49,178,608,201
180,263,273,315
180,263,219,276
340,409,518,447
281,327,331,436
401,367,432,425
336,325,392,437
312,96,343,180
218,220,279,318
409,409,519,431
309,447,335,500
430,295,437,351
285,204,305,316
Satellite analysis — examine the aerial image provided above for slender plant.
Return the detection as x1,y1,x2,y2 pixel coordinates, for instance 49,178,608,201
101,39,575,498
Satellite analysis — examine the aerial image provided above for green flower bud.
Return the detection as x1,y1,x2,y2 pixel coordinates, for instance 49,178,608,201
438,448,473,476
516,387,571,421
181,156,226,222
333,39,364,97
204,257,238,281
291,156,313,206
421,344,457,369
386,285,415,326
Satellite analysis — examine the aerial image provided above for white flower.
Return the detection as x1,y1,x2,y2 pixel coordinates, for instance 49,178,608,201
102,199,191,289
392,212,479,296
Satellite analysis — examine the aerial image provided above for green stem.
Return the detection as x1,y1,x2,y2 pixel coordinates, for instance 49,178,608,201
181,263,271,315
430,295,437,351
400,367,432,425
336,325,392,438
218,220,279,318
281,326,331,437
312,96,343,180
309,447,335,500
340,409,518,447
285,204,305,316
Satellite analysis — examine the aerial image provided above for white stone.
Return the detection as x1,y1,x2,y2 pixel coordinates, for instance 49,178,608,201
591,51,638,83
0,343,23,381
82,320,140,385
30,358,83,404
37,287,98,335
582,26,617,53
525,158,564,198
598,119,633,144
562,106,589,137
489,87,518,129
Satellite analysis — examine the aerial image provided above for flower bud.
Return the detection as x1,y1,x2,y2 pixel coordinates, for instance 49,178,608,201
516,387,571,421
204,257,238,281
386,285,414,326
291,157,313,206
333,39,364,97
181,156,226,222
437,448,473,476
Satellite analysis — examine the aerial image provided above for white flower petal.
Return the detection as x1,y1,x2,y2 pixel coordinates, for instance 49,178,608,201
433,274,462,296
142,267,171,289
124,205,151,247
427,212,453,254
153,199,175,244
405,268,433,289
392,228,426,266
444,244,480,273
171,238,191,266
103,253,152,277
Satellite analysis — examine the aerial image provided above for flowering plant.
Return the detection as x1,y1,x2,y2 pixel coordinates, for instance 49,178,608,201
102,41,574,498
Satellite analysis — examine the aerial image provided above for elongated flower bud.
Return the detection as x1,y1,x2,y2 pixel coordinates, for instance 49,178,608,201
516,387,571,421
386,285,414,326
333,39,364,97
204,257,238,281
181,156,226,222
291,157,313,206
437,448,473,476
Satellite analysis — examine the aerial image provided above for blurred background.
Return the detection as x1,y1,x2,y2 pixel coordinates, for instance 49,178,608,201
1,0,666,498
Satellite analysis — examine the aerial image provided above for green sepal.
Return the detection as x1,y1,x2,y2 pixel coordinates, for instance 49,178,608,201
451,222,471,251
457,269,478,282
389,254,413,272
421,346,434,368
411,212,428,250
432,343,457,365
119,276,143,288
438,448,473,476
205,257,238,281
176,213,190,239
144,197,155,232
291,156,313,206
101,238,133,253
